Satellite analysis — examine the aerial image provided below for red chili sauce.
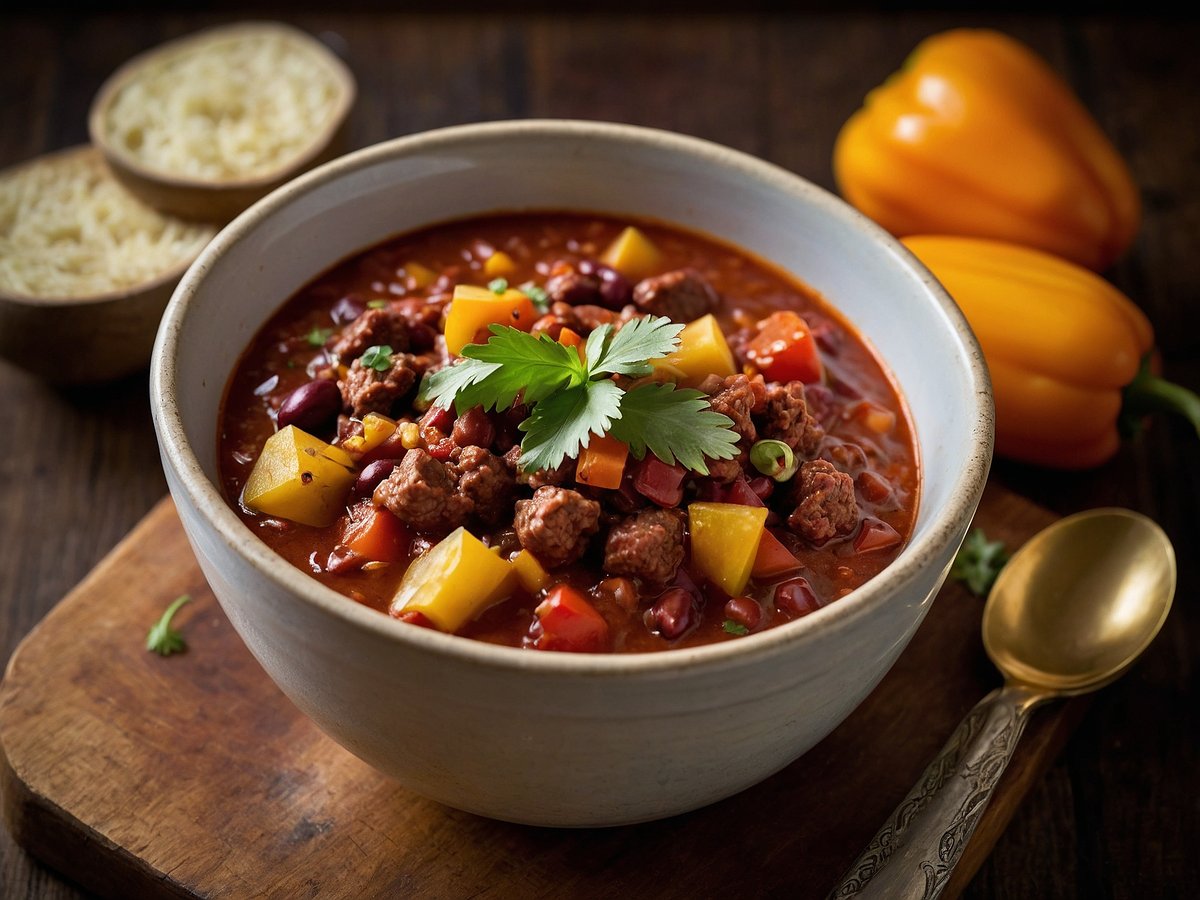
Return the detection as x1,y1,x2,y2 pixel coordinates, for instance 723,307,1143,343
218,213,919,652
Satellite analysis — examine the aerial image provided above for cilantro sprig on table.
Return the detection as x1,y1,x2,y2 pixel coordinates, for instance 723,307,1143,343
421,315,740,474
950,529,1010,597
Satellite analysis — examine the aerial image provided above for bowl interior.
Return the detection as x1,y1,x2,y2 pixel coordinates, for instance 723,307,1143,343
160,121,990,652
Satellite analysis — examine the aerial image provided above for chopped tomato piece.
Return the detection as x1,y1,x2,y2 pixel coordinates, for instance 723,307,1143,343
718,475,766,508
531,585,611,653
752,529,802,579
576,434,628,489
745,311,823,384
396,610,436,629
854,518,903,553
342,501,411,563
633,455,686,507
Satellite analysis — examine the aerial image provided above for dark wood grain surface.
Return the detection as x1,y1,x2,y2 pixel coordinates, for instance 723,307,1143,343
1,11,1195,899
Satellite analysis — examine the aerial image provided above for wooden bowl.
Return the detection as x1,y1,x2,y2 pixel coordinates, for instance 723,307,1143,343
88,22,356,224
0,146,215,384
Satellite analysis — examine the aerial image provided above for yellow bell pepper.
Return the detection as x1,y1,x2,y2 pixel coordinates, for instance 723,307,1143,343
688,502,768,596
390,527,516,632
904,235,1200,469
652,314,737,387
444,284,538,355
601,226,662,279
243,426,356,526
835,29,1140,271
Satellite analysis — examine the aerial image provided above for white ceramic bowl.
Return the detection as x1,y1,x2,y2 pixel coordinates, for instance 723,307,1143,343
151,120,993,827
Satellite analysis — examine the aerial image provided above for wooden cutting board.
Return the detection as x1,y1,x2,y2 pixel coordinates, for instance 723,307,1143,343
0,485,1081,899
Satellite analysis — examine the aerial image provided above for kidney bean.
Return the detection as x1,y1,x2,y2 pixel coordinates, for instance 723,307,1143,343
420,405,455,444
545,270,601,306
747,476,775,502
577,259,632,309
452,406,496,448
331,293,366,325
277,379,341,432
597,576,639,613
774,577,822,618
355,459,399,496
407,322,437,353
530,313,567,340
645,588,695,640
724,596,763,631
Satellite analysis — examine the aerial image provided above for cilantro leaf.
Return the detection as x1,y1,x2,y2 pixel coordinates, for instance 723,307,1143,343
518,380,623,472
950,529,1010,597
609,383,740,475
460,326,586,407
519,281,550,312
587,315,683,378
723,620,750,636
147,594,192,656
360,345,393,372
306,326,333,347
421,357,500,411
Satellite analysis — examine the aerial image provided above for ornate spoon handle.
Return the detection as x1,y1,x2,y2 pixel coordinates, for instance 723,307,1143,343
828,683,1046,900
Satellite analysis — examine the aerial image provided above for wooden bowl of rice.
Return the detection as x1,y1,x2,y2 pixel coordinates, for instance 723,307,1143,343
88,22,356,223
0,146,216,383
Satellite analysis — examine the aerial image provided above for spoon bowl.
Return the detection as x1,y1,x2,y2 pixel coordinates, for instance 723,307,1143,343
983,508,1176,695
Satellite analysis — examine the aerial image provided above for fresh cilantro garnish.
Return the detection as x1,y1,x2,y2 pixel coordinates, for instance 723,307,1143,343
519,281,550,312
722,620,749,636
367,299,388,309
950,529,1010,597
360,345,393,372
488,278,509,295
423,316,738,474
608,382,740,473
146,595,192,656
306,326,333,347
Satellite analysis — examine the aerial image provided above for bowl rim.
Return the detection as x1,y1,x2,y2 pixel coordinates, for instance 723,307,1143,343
151,118,994,676
0,145,216,308
87,21,357,194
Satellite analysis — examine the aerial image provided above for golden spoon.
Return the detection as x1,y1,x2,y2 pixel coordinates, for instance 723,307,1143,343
830,508,1176,899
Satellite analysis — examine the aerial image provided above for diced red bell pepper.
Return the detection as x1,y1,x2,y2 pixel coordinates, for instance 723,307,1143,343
745,311,823,384
341,501,412,563
719,475,766,508
396,609,436,629
633,456,686,507
752,529,802,579
531,585,611,653
854,518,903,553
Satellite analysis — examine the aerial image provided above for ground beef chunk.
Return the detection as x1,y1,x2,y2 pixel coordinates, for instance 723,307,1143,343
374,449,471,532
448,446,514,525
603,508,685,585
632,269,719,323
339,353,420,418
700,374,766,443
530,301,580,340
761,381,823,458
504,446,574,489
788,459,858,543
705,453,747,484
572,304,618,333
514,486,601,567
331,308,410,360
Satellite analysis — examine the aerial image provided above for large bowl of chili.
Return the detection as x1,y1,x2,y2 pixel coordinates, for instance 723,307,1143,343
150,120,993,826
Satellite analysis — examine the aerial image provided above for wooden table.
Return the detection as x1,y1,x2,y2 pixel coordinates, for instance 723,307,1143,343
1,11,1196,899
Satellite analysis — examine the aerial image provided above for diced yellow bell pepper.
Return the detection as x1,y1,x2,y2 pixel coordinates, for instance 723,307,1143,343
484,251,518,278
512,549,550,594
687,502,768,596
652,314,736,387
444,284,538,355
390,527,517,632
243,426,356,527
600,226,662,279
404,261,437,289
340,413,397,455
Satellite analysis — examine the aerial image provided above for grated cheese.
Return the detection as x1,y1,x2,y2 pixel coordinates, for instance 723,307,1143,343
102,28,346,181
0,148,215,300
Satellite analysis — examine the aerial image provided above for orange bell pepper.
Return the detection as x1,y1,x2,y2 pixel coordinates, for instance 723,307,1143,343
903,235,1200,469
575,433,628,489
835,29,1140,271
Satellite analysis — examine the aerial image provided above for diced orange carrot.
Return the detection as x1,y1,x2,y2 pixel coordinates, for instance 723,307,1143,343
575,434,628,489
342,502,411,563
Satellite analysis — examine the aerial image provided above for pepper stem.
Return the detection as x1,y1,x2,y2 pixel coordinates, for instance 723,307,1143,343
1121,356,1200,440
